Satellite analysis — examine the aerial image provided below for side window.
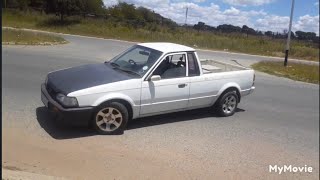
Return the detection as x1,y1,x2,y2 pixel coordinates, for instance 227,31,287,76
153,54,187,79
187,52,200,76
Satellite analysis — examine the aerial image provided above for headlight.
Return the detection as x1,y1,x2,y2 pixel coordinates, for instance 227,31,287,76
56,93,78,107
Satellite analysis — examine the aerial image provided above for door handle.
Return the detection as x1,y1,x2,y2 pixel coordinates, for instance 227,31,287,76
178,84,187,88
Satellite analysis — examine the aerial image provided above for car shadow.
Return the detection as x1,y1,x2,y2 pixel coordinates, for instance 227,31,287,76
128,107,245,130
36,107,96,140
36,107,245,140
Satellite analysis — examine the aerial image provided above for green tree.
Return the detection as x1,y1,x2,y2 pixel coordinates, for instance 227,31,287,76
78,0,105,17
265,31,273,37
217,24,241,33
194,22,206,32
106,2,144,27
17,0,30,10
137,7,154,23
44,0,104,21
29,0,45,10
295,31,316,40
241,25,256,37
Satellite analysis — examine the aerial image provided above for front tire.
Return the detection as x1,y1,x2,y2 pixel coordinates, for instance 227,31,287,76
215,91,238,117
92,102,128,135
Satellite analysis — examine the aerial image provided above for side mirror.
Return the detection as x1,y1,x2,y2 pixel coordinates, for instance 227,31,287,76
149,75,161,81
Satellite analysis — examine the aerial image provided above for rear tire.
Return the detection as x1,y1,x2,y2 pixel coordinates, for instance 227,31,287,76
215,91,238,117
92,102,128,135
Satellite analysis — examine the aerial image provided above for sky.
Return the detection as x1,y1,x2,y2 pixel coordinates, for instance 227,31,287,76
103,0,319,35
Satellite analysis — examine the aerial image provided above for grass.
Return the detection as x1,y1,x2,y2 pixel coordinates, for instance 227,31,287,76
2,28,67,45
2,9,319,61
251,61,319,84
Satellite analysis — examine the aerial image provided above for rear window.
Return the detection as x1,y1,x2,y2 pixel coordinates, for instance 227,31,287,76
187,52,200,76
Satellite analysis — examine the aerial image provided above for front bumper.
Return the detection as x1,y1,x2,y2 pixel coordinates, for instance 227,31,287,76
41,83,93,126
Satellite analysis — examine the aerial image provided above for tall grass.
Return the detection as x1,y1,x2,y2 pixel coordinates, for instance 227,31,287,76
2,9,319,61
2,28,67,45
252,61,319,84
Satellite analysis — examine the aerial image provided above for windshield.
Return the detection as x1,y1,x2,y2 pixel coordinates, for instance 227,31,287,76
110,45,163,76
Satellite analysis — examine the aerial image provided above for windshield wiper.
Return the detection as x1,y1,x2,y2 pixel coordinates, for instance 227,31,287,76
118,68,141,77
109,62,140,77
110,62,120,68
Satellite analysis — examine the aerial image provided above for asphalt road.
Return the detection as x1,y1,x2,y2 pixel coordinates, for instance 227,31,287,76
2,34,319,179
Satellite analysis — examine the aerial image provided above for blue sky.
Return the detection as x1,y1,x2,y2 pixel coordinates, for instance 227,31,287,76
104,0,319,34
212,0,319,19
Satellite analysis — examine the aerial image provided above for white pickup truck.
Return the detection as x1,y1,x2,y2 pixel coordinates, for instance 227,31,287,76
41,42,255,134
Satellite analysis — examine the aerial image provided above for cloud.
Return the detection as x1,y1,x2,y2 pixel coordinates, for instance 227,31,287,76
256,14,319,35
256,15,290,32
223,0,275,6
172,0,206,2
161,2,256,27
293,15,319,34
223,7,240,15
193,0,206,2
103,0,319,34
124,0,170,8
103,0,118,7
315,2,319,6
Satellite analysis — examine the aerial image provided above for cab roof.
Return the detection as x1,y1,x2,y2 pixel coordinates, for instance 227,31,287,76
138,42,195,53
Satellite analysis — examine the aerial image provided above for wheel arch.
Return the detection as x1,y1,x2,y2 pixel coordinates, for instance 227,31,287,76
217,83,241,103
93,94,135,120
97,99,133,121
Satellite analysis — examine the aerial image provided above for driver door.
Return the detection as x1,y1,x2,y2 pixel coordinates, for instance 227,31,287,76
140,53,190,116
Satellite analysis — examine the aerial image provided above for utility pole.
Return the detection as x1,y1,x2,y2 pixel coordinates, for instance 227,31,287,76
185,7,188,25
284,0,295,67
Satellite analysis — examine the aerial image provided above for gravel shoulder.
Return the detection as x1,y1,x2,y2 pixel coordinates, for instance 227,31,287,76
2,124,318,180
2,128,206,180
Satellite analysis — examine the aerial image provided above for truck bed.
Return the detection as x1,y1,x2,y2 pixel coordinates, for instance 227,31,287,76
200,59,249,74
